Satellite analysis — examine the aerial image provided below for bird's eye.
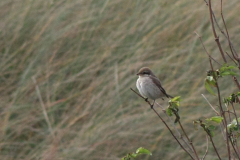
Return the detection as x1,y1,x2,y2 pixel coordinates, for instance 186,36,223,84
143,71,149,75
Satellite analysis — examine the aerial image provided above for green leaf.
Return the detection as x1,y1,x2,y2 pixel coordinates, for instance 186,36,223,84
206,76,217,87
166,108,173,116
209,130,215,137
170,96,181,102
209,116,223,123
208,125,216,130
204,80,216,96
221,71,237,76
193,120,199,130
129,153,137,158
219,65,237,76
136,147,152,156
237,92,240,96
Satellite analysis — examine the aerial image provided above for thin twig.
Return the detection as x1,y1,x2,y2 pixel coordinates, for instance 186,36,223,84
32,76,54,138
225,52,238,65
209,135,222,160
224,110,240,160
204,0,239,58
179,121,199,160
201,94,220,116
151,108,195,160
220,0,239,64
229,137,240,160
231,103,240,155
232,76,240,90
216,83,231,160
231,103,240,131
208,0,227,63
194,31,222,66
202,135,209,160
155,102,194,153
130,88,195,160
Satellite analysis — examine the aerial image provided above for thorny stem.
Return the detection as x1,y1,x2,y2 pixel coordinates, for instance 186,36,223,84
178,121,199,160
130,88,195,160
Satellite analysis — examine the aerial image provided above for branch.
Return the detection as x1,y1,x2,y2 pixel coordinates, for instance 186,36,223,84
220,0,239,64
194,31,222,66
155,102,194,153
179,121,199,160
209,135,222,160
209,58,231,159
201,94,220,116
208,0,227,63
204,0,239,62
130,88,195,160
202,135,209,160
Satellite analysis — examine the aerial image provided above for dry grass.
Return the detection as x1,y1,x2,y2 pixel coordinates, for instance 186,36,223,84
0,0,240,159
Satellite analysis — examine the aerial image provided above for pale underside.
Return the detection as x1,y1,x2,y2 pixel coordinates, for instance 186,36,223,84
136,76,165,100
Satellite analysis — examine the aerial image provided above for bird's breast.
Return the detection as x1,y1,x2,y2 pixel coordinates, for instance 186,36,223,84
136,76,164,100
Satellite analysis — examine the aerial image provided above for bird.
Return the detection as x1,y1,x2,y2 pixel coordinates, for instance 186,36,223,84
136,67,172,108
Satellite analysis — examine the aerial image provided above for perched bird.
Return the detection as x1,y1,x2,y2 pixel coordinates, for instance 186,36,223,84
136,67,172,108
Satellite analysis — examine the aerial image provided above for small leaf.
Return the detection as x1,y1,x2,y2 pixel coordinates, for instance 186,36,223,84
209,130,215,137
208,125,216,130
209,116,223,123
206,76,217,87
166,108,173,116
219,65,237,76
129,153,137,158
237,92,240,96
193,120,199,130
221,71,237,76
170,96,181,102
136,147,152,156
205,80,216,96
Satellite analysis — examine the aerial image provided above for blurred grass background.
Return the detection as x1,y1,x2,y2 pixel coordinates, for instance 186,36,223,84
0,0,240,159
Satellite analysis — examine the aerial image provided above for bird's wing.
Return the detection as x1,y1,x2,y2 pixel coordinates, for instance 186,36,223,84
150,76,171,98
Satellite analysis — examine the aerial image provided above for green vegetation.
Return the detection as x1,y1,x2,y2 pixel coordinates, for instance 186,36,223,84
0,0,240,159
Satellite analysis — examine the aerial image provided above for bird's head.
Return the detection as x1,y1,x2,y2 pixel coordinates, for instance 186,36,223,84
137,67,155,77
